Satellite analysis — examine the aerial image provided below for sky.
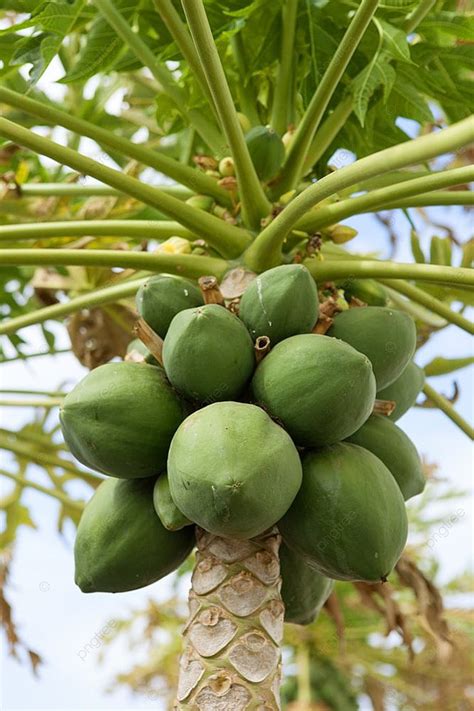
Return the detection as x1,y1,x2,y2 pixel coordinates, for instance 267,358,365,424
0,53,473,711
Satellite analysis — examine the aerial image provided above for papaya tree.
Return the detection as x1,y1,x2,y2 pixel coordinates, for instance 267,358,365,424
0,0,473,708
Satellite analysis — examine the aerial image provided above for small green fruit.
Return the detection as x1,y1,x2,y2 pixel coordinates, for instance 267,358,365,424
218,156,235,177
153,473,192,531
60,362,186,479
377,361,425,421
126,338,159,366
185,195,215,211
74,477,194,593
280,543,334,625
163,304,255,403
168,402,303,539
251,334,376,447
239,264,319,345
328,306,416,389
245,125,285,181
339,279,388,306
136,274,203,339
279,443,408,582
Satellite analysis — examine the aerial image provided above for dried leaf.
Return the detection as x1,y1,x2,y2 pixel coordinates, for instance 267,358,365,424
67,305,136,369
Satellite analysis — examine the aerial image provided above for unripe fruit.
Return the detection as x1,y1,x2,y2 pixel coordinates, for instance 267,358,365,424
185,195,214,212
245,125,285,182
218,156,235,177
136,274,204,339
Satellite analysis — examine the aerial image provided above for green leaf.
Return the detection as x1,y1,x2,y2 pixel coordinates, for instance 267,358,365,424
380,19,412,63
418,12,474,42
424,356,474,377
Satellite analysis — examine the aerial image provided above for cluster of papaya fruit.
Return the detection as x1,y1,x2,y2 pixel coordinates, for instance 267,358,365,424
61,263,425,626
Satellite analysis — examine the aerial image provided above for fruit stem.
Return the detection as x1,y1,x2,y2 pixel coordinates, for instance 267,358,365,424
373,399,396,417
255,336,271,363
0,468,85,511
93,0,224,155
271,0,299,136
175,527,283,709
245,116,474,270
278,0,379,194
198,276,225,306
0,87,231,206
422,384,474,440
295,166,474,233
381,281,474,336
134,319,164,366
181,0,272,230
0,220,195,243
0,118,251,258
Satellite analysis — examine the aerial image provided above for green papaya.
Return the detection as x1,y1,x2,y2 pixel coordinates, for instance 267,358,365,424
327,306,416,389
126,338,159,366
377,361,425,422
153,473,192,531
168,402,302,539
346,414,425,501
163,304,255,403
74,477,194,593
279,443,408,582
339,279,388,306
239,264,319,345
251,334,376,447
245,125,285,181
60,362,186,479
136,274,203,339
280,543,334,625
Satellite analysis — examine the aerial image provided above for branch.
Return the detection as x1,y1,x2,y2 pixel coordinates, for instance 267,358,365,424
15,182,194,200
304,259,474,288
0,432,90,477
271,0,299,135
0,220,195,242
296,166,474,232
245,115,474,270
93,0,223,154
0,86,232,206
381,280,474,336
422,384,474,440
279,0,379,193
181,0,271,229
0,118,251,258
0,397,63,408
0,468,85,511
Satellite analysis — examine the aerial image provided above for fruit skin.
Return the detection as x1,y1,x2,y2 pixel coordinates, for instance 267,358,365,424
339,279,388,306
251,334,376,447
168,402,303,539
239,264,319,345
74,477,194,593
327,306,416,390
377,361,425,422
136,274,203,339
60,362,186,479
245,125,285,181
153,473,192,531
163,304,255,403
346,414,425,501
279,443,408,583
280,543,334,625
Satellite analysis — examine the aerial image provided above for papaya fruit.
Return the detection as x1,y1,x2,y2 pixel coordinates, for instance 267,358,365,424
136,274,203,339
327,306,416,390
245,125,285,181
168,402,302,539
126,338,160,366
346,414,425,501
251,334,376,447
153,473,192,531
279,443,408,582
163,304,255,403
339,279,388,306
377,361,425,422
74,477,194,593
280,543,334,625
239,264,319,345
60,362,186,479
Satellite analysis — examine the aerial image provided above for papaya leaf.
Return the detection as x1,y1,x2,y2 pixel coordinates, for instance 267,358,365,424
386,75,434,123
410,231,426,264
418,12,474,42
0,499,37,550
379,19,412,64
424,356,474,377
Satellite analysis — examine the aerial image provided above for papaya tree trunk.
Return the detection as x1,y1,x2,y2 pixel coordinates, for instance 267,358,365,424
175,527,284,709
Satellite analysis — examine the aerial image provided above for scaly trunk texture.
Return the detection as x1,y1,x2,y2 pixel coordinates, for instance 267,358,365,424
174,527,284,710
